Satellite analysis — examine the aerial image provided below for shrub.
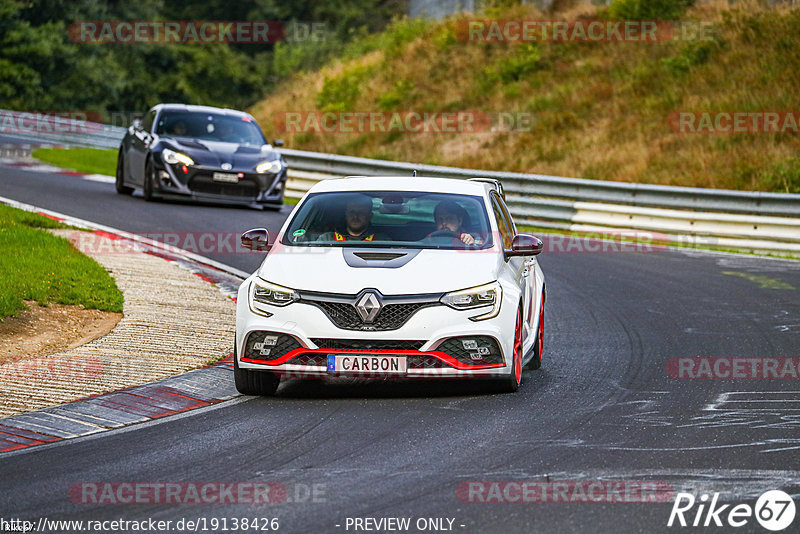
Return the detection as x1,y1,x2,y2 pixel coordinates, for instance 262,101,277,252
607,0,695,21
316,65,373,112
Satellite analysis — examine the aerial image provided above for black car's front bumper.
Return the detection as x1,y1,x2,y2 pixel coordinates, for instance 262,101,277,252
152,161,286,207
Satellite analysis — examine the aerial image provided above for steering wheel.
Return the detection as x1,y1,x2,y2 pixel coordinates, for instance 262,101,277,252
428,229,457,238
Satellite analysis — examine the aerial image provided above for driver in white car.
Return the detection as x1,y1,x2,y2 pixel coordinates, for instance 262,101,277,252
318,195,388,242
430,200,482,245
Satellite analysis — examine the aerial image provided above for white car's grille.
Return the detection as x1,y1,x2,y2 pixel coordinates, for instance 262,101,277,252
244,331,302,360
298,291,442,331
311,339,426,351
435,336,504,365
314,301,432,331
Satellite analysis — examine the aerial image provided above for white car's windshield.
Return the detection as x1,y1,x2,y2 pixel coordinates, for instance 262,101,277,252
283,191,493,249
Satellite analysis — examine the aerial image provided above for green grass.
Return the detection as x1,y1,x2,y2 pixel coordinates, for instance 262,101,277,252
32,147,117,177
0,204,124,319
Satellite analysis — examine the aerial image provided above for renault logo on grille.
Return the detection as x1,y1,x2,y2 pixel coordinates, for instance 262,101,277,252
355,292,382,323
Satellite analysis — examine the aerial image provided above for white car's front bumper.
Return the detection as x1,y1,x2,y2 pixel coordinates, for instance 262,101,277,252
235,275,518,379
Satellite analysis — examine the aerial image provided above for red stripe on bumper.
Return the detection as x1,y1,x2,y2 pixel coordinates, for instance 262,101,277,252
241,348,505,370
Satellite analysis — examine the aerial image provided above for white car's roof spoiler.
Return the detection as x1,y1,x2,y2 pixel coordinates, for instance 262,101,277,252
468,178,505,200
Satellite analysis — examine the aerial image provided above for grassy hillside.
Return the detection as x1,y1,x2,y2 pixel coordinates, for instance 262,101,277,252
250,1,800,192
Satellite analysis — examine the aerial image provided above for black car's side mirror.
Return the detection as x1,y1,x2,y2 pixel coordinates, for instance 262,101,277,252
241,228,270,251
132,118,142,130
272,139,284,147
505,234,543,259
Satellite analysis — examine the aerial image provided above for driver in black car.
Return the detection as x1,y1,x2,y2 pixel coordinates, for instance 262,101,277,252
429,200,481,245
171,120,188,137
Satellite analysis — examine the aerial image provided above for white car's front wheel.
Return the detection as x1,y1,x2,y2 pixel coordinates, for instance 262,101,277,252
525,293,544,370
496,306,523,393
234,344,280,396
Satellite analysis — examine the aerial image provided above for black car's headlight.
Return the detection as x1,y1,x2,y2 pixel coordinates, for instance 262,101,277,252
249,278,298,316
256,160,283,174
440,281,502,321
162,148,194,166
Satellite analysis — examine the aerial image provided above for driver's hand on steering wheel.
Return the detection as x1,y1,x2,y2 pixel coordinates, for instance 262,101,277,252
460,233,475,245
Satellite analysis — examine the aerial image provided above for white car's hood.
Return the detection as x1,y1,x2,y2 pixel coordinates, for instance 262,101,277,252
257,246,501,295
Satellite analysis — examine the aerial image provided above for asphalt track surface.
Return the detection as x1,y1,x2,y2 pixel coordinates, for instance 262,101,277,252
1,150,800,533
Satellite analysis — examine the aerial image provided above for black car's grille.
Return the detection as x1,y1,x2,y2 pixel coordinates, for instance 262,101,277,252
310,301,433,331
436,336,504,365
189,175,258,198
311,339,426,351
244,331,302,360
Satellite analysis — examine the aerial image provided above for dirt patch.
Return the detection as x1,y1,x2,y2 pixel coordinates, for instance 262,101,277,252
0,301,121,366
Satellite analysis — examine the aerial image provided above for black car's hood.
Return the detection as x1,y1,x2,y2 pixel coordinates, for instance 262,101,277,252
160,137,280,170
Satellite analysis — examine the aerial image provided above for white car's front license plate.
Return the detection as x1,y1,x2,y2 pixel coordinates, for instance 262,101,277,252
212,172,239,183
327,355,407,375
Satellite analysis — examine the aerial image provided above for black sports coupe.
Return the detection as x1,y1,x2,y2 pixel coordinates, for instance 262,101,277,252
116,103,287,209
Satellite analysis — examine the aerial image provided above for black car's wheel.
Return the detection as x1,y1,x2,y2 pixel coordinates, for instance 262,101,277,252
233,345,280,396
115,149,134,195
143,158,156,201
496,306,523,393
525,294,545,370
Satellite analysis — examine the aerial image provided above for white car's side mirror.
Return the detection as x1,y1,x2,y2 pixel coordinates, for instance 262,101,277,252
505,234,543,259
241,228,270,251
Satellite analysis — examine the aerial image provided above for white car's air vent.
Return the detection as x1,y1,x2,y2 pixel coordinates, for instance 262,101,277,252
353,252,406,261
343,248,420,268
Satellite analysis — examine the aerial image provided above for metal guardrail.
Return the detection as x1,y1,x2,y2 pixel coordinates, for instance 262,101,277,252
279,148,800,217
0,110,126,149
281,150,800,254
2,109,798,254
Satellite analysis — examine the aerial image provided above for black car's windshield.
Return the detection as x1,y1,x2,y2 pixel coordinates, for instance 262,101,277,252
156,111,266,145
283,191,493,250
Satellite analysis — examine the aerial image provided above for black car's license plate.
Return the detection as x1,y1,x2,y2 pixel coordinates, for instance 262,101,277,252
212,172,239,183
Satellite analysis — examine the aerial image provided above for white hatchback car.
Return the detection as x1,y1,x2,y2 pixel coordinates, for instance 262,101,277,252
235,176,545,394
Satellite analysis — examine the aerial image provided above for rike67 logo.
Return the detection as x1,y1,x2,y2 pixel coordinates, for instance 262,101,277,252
668,490,796,531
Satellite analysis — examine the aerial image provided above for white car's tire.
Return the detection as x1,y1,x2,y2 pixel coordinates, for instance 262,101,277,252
496,306,523,393
234,345,280,396
525,293,544,370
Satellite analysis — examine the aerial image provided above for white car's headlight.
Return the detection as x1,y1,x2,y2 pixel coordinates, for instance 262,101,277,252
162,148,194,166
440,281,502,321
256,160,283,174
249,278,298,316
